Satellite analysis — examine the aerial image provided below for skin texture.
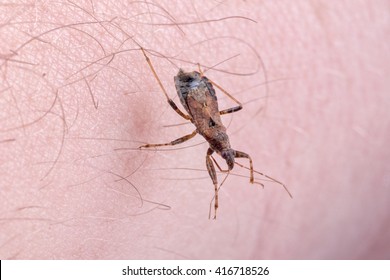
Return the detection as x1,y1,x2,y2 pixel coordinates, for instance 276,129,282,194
1,0,389,259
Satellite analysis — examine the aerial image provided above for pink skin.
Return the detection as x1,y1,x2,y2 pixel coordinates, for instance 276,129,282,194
1,1,389,259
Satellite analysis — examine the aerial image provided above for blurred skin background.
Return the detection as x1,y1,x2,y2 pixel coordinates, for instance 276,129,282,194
1,0,389,259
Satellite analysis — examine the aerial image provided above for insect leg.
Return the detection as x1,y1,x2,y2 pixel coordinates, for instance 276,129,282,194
139,130,197,148
219,105,243,115
141,48,191,120
233,150,254,184
196,62,242,116
206,148,219,219
208,80,243,115
233,160,293,198
197,63,204,76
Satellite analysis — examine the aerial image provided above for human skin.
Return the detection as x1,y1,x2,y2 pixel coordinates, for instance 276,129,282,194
1,0,389,259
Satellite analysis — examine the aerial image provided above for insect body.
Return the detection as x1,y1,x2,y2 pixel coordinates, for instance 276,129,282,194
174,69,244,172
139,48,290,219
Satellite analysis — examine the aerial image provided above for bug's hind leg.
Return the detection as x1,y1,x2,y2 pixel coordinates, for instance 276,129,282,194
206,148,219,219
141,48,191,120
197,63,204,76
212,81,243,115
197,64,243,116
139,130,197,149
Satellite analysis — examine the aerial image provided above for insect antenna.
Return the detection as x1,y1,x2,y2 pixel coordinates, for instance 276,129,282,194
234,161,293,198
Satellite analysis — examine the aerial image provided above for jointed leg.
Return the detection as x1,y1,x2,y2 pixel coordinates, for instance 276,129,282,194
212,80,243,115
206,148,219,219
234,150,254,184
197,63,242,116
234,159,293,198
233,150,292,197
139,130,197,149
141,48,191,120
219,105,243,115
197,63,204,76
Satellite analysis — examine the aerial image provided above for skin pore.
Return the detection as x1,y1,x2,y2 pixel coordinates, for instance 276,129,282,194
1,0,389,259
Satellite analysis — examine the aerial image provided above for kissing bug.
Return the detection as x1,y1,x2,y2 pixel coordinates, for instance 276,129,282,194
139,48,291,219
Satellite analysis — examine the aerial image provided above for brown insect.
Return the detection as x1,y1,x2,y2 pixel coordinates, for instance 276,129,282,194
139,48,291,219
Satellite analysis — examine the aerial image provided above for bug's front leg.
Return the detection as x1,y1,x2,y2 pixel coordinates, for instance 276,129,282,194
233,150,254,184
206,148,219,219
